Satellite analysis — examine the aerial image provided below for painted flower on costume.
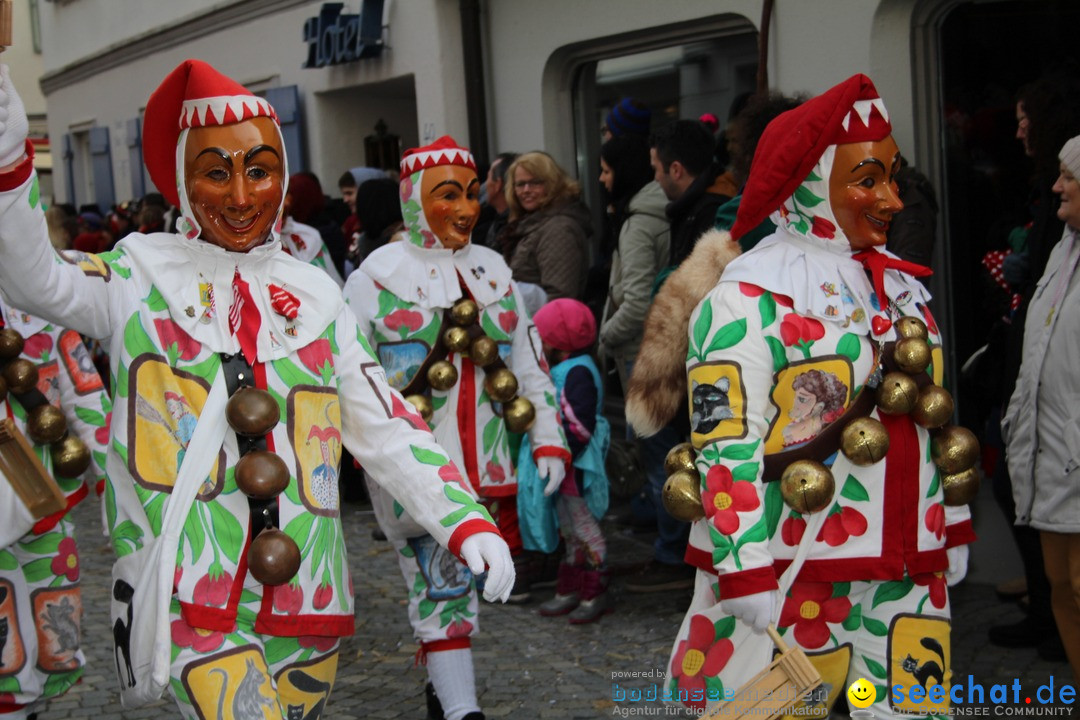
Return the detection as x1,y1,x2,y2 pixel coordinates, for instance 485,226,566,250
299,635,337,652
913,571,947,610
273,581,304,615
297,338,333,377
780,314,825,349
384,308,424,336
669,614,734,708
51,537,80,582
818,507,868,547
702,465,758,535
447,619,474,638
781,516,806,546
498,311,518,334
171,619,225,653
193,568,232,607
779,582,851,649
153,318,201,361
313,582,333,610
924,503,945,541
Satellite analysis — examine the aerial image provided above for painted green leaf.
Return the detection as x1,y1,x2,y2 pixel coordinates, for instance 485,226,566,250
145,285,169,312
863,617,889,636
842,603,862,631
182,505,206,564
719,440,759,460
793,219,810,235
759,293,776,328
418,597,436,619
207,501,243,564
22,533,62,555
734,517,767,552
376,290,400,319
74,406,105,427
183,353,222,380
731,462,758,482
840,475,870,502
794,185,824,208
311,521,329,573
691,302,714,360
764,481,782,538
264,636,300,666
274,357,316,387
836,333,862,363
832,582,851,599
871,577,914,609
122,314,157,359
927,472,940,498
766,336,787,374
714,614,736,640
115,363,129,398
481,312,511,342
0,552,17,571
23,557,55,584
411,445,449,467
703,319,747,357
482,416,501,454
283,512,315,542
43,672,79,701
29,176,40,208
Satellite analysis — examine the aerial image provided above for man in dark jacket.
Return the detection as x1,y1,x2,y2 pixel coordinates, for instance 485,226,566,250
650,120,733,266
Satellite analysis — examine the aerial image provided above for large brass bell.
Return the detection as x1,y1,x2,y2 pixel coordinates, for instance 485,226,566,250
450,299,479,327
942,466,980,506
427,360,459,391
27,404,68,445
840,417,890,466
469,336,500,367
226,387,279,437
484,368,519,403
3,359,38,395
0,328,24,361
912,385,954,429
248,527,301,586
405,394,434,424
664,443,697,476
443,326,471,353
662,469,705,522
895,316,929,341
931,425,980,474
780,460,835,514
875,372,918,415
51,435,91,478
503,396,535,433
235,450,291,500
894,337,932,374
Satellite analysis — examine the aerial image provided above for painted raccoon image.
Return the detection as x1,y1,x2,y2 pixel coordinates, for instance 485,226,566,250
691,377,734,434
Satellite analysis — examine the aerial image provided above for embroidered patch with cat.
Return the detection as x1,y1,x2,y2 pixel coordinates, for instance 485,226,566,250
688,361,747,444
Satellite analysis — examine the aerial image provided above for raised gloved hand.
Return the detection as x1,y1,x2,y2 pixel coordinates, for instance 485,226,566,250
538,456,566,497
460,532,514,602
0,65,29,168
720,590,777,634
945,545,969,587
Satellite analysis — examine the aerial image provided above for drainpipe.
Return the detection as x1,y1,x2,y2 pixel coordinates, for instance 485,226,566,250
459,0,489,168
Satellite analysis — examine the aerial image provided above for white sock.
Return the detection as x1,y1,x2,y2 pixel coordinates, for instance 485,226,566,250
426,647,479,720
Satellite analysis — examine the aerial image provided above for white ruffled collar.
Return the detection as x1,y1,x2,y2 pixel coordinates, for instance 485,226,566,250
720,228,931,340
359,241,513,310
0,296,49,338
118,232,342,361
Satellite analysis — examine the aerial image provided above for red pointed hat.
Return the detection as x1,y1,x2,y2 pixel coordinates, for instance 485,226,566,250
730,74,891,241
400,135,476,176
143,59,278,207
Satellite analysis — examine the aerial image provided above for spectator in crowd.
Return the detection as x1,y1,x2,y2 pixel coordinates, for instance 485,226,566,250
72,211,108,253
499,151,592,313
473,151,518,248
1004,133,1080,682
45,204,77,251
286,171,348,276
887,158,940,269
602,97,652,141
344,177,403,276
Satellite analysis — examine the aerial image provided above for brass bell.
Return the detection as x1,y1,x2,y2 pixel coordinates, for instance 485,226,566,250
840,417,890,466
404,394,434,424
484,368,519,403
51,435,91,478
895,316,929,341
664,443,697,476
443,326,471,353
235,450,290,500
248,527,301,586
226,387,280,437
27,404,68,445
469,336,499,367
780,460,835,514
3,359,38,395
931,425,980,475
942,466,980,506
662,469,705,522
894,337,932,375
912,385,954,429
427,360,459,391
875,372,918,415
450,299,479,327
0,328,24,361
503,396,535,434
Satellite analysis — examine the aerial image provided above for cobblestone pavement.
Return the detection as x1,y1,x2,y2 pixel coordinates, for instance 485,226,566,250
34,496,1076,719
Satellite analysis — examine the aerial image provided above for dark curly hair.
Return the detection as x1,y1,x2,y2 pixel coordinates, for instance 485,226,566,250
1017,70,1080,181
791,369,848,423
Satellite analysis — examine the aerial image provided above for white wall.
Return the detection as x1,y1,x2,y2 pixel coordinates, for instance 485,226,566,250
7,0,45,118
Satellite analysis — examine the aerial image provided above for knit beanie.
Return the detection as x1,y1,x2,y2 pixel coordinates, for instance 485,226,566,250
398,136,477,249
1061,136,1080,180
143,59,287,241
605,97,651,138
533,298,596,352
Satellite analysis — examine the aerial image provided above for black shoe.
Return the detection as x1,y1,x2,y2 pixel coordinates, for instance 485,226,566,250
371,527,387,541
624,560,695,593
426,681,443,720
462,714,486,720
1038,634,1068,663
988,617,1053,648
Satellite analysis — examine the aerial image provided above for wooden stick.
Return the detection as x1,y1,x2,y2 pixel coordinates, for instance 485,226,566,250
0,0,11,50
0,419,67,518
766,624,788,653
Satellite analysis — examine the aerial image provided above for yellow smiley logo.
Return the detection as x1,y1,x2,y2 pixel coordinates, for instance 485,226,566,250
847,677,876,709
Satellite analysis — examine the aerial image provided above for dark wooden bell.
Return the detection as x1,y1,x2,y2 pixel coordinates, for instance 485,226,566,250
235,451,290,500
225,387,280,437
248,527,301,586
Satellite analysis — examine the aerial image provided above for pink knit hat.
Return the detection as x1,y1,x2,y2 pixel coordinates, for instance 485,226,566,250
533,298,596,352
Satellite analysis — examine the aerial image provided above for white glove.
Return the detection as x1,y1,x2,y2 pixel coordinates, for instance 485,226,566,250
945,545,969,587
0,65,29,168
460,532,515,603
720,590,777,634
538,456,566,496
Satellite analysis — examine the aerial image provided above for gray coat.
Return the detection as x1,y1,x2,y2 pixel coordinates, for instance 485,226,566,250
505,198,592,302
1004,227,1080,532
600,181,670,362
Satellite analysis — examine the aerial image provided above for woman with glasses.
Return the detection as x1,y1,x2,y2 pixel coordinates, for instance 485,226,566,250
497,152,593,314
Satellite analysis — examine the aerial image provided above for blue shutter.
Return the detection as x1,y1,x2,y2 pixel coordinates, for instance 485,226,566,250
126,118,145,200
62,133,75,206
263,86,305,172
89,126,115,211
